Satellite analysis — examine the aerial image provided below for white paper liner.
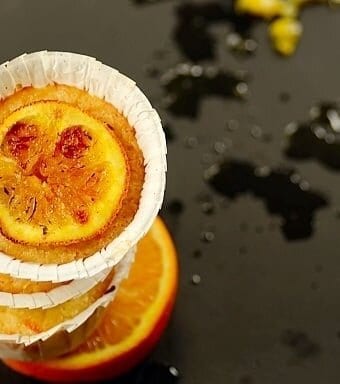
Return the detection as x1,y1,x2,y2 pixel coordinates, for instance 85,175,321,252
0,246,135,353
0,268,112,310
0,51,166,282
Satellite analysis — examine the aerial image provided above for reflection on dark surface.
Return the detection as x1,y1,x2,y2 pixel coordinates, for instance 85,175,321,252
132,361,179,384
174,2,255,61
281,329,320,359
100,361,179,384
225,32,258,56
285,102,340,169
161,63,247,118
205,159,328,240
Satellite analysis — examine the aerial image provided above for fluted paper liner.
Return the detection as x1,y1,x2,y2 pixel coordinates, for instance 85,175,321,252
0,268,113,310
0,51,166,282
0,246,135,360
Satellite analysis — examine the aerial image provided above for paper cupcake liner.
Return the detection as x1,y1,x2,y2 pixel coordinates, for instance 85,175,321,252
0,268,112,310
0,51,166,282
0,245,135,359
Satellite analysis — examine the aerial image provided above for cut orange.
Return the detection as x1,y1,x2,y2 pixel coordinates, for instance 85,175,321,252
4,217,178,382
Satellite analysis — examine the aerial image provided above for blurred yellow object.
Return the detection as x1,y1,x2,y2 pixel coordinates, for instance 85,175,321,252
235,0,285,19
269,17,302,56
234,0,334,56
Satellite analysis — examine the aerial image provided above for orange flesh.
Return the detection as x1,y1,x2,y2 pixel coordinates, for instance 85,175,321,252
0,85,145,264
46,217,177,368
77,224,163,352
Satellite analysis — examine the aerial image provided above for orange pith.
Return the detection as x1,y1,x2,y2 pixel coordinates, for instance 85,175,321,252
0,101,128,245
4,217,178,382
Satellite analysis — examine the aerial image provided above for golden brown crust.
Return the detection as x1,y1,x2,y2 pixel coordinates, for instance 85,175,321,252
0,85,145,264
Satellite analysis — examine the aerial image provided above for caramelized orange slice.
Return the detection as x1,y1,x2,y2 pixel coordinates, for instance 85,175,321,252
0,101,128,245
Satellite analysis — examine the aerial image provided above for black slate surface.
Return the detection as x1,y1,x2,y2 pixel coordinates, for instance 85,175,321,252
1,0,340,383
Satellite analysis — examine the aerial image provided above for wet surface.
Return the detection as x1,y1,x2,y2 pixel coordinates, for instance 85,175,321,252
1,1,340,384
285,102,340,169
128,361,180,384
104,362,180,384
281,329,320,359
174,2,256,61
205,159,328,240
166,198,185,215
160,63,248,118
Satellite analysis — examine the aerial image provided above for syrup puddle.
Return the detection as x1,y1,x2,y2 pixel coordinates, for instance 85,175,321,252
204,159,328,240
161,63,248,118
285,102,340,170
174,2,256,61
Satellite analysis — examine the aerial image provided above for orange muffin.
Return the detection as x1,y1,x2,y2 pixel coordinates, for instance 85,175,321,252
0,273,65,294
0,85,145,265
0,269,114,336
0,246,136,360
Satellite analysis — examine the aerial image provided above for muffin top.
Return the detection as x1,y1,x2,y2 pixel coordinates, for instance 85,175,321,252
0,84,145,265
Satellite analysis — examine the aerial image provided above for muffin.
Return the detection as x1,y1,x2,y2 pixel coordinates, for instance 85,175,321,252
0,51,166,282
0,85,144,264
0,51,166,360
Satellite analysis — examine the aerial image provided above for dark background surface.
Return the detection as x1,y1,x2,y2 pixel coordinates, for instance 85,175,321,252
1,0,340,383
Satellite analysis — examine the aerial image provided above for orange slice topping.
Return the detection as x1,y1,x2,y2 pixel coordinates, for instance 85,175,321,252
0,101,128,245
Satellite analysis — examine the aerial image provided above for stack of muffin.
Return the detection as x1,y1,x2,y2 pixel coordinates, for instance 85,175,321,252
0,51,166,360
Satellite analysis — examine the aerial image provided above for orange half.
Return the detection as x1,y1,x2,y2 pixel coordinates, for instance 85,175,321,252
4,217,178,382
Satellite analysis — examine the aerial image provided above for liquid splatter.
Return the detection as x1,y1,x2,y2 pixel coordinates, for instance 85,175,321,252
226,119,240,132
226,33,258,56
191,274,202,285
201,201,215,215
279,91,291,103
193,249,202,258
205,159,328,240
201,230,215,243
130,361,180,384
281,329,320,358
184,136,199,148
161,63,248,118
173,2,256,61
285,102,340,169
166,199,185,215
